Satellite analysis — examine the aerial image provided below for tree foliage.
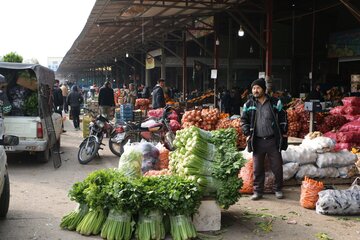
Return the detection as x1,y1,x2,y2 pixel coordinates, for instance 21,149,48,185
2,52,23,63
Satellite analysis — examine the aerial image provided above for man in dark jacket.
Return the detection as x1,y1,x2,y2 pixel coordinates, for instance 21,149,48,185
98,81,115,120
53,80,63,115
240,78,288,201
152,79,166,109
53,80,66,132
67,85,83,130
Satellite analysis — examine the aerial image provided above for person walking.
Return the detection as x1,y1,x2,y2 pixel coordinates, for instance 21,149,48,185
60,83,69,113
67,85,83,130
98,81,115,120
53,80,66,132
152,78,166,109
240,78,288,200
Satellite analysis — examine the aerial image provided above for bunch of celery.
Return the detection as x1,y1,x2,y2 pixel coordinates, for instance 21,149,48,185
100,209,134,240
136,210,165,240
161,175,202,240
135,177,168,240
76,169,122,236
100,172,141,240
170,127,217,193
169,215,197,240
60,181,89,231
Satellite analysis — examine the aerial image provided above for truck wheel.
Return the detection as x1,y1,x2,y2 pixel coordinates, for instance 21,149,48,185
36,147,50,163
0,173,10,218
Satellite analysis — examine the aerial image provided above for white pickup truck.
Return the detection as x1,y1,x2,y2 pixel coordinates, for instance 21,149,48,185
0,63,62,163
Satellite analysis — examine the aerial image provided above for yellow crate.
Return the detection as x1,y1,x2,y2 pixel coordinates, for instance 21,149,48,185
82,115,92,138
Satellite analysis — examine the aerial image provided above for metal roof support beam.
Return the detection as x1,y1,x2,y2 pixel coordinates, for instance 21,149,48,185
339,0,360,23
227,10,266,50
154,41,183,62
129,54,146,67
186,30,214,57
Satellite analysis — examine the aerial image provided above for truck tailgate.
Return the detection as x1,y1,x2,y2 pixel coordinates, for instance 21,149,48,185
3,117,39,139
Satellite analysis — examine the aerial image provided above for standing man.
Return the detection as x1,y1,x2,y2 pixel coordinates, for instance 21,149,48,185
98,81,115,119
127,83,137,106
240,78,288,200
60,82,69,113
53,80,66,133
152,78,166,109
67,85,83,130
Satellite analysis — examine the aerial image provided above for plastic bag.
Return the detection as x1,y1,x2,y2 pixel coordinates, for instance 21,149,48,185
118,146,143,178
316,178,360,215
300,176,324,209
135,142,160,173
283,162,300,180
316,150,357,168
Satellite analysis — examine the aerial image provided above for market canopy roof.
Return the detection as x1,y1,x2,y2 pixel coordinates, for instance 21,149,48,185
57,0,246,75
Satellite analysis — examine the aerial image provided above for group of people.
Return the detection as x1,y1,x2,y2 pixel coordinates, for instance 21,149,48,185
53,80,83,131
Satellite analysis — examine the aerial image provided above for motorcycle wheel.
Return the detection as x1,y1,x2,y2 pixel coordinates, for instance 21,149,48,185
109,134,138,157
78,136,100,164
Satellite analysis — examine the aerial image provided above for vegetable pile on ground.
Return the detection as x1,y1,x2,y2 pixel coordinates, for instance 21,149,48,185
181,108,220,130
169,126,245,209
60,168,202,240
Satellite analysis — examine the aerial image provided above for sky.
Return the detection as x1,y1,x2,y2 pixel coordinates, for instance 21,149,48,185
0,0,96,66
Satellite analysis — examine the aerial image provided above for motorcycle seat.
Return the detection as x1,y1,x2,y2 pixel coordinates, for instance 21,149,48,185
147,123,163,132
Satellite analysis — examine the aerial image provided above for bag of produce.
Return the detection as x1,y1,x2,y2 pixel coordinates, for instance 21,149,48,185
316,150,357,168
336,131,360,144
316,178,360,215
301,136,335,153
239,159,254,194
342,96,360,107
339,119,360,132
118,146,143,178
300,177,324,209
283,162,300,180
295,164,318,179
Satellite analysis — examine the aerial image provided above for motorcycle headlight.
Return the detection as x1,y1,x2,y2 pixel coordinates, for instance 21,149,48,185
96,120,105,128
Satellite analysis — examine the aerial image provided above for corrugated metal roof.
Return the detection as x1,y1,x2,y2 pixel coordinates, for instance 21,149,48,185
57,0,245,75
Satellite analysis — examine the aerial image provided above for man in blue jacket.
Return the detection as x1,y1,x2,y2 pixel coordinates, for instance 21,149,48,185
240,78,288,200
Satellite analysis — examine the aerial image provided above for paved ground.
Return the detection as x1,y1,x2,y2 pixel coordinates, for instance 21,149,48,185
0,118,359,240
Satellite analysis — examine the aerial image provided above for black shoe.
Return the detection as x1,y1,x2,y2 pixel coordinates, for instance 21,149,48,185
62,130,67,133
275,191,284,199
250,192,263,201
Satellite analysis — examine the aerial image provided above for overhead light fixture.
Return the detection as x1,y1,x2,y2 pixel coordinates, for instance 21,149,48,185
114,57,117,62
126,52,129,58
249,45,254,53
215,38,220,46
238,25,244,37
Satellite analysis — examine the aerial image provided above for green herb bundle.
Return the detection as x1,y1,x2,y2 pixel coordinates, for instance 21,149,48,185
100,174,141,240
60,181,89,230
76,168,122,236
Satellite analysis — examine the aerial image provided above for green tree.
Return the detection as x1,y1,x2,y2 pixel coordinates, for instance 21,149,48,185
2,52,23,63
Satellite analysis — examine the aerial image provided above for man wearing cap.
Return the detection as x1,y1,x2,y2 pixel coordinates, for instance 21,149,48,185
241,78,288,200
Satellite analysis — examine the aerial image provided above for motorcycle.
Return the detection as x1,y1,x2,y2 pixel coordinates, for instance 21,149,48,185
77,108,123,164
109,106,176,157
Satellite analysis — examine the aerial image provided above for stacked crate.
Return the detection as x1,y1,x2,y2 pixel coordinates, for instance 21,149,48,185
117,104,133,124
